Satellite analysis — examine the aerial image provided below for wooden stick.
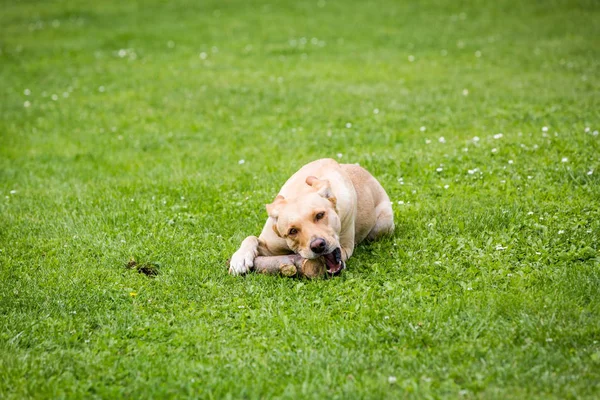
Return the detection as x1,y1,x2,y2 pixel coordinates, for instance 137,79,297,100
251,255,326,278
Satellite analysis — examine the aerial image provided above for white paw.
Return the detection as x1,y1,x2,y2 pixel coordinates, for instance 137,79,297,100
228,250,255,275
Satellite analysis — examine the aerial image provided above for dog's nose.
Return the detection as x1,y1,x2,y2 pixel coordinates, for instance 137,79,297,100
310,238,326,254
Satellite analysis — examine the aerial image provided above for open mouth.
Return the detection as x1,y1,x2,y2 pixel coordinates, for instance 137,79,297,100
323,247,345,275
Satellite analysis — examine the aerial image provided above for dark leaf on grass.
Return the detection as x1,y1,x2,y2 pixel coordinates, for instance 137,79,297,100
125,258,160,277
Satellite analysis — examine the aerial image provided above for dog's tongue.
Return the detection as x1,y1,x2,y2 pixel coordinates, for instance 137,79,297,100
324,248,344,274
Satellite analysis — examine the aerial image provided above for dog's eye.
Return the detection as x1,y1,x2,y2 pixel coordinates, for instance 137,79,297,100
288,228,298,236
315,212,325,221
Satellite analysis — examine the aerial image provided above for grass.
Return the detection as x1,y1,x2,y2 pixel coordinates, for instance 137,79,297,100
1,0,599,398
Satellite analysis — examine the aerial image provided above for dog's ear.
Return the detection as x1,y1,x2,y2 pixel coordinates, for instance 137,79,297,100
305,176,337,206
266,195,286,219
272,223,281,237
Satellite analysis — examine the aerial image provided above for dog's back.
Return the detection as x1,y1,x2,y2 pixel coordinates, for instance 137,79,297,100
341,164,393,243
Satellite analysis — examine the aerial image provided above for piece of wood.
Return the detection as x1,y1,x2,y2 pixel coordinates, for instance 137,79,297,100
252,255,326,278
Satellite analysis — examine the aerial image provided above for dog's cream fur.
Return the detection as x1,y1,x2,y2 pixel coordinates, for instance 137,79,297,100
229,158,394,275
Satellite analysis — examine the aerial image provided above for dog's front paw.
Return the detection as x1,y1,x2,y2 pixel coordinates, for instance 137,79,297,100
228,250,255,276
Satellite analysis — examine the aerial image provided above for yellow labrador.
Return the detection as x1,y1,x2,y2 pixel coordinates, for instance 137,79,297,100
229,158,394,275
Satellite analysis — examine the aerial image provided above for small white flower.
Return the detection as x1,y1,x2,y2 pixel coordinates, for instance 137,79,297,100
438,136,446,143
462,89,469,96
593,130,599,136
444,184,449,189
473,136,480,142
24,101,31,108
388,376,397,384
408,55,415,62
561,157,568,163
436,167,443,172
527,211,534,215
10,190,17,194
468,169,475,174
507,273,513,277
542,126,548,132
558,230,564,234
493,133,503,139
587,170,593,175
491,148,498,153
467,287,472,291
475,50,482,58
425,139,431,144
397,201,404,205
98,86,105,92
345,122,352,128
336,153,343,159
584,127,590,132
199,52,207,59
238,159,245,165
51,94,58,101
508,160,514,164
118,49,127,57
373,108,379,114
24,88,31,95
384,316,390,320
546,338,553,342
527,175,533,179
420,126,426,132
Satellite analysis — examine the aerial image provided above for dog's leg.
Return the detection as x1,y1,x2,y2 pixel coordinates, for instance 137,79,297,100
341,245,354,262
229,236,260,275
367,200,395,241
230,218,290,275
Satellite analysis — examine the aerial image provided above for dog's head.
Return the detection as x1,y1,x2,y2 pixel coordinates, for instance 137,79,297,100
266,176,344,274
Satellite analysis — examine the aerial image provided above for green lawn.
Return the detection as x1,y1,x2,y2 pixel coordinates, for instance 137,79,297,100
1,0,599,398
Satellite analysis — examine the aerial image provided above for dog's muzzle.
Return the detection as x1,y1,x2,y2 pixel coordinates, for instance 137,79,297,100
323,247,344,275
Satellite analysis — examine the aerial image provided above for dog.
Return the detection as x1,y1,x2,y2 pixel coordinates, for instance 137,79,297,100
229,158,394,275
